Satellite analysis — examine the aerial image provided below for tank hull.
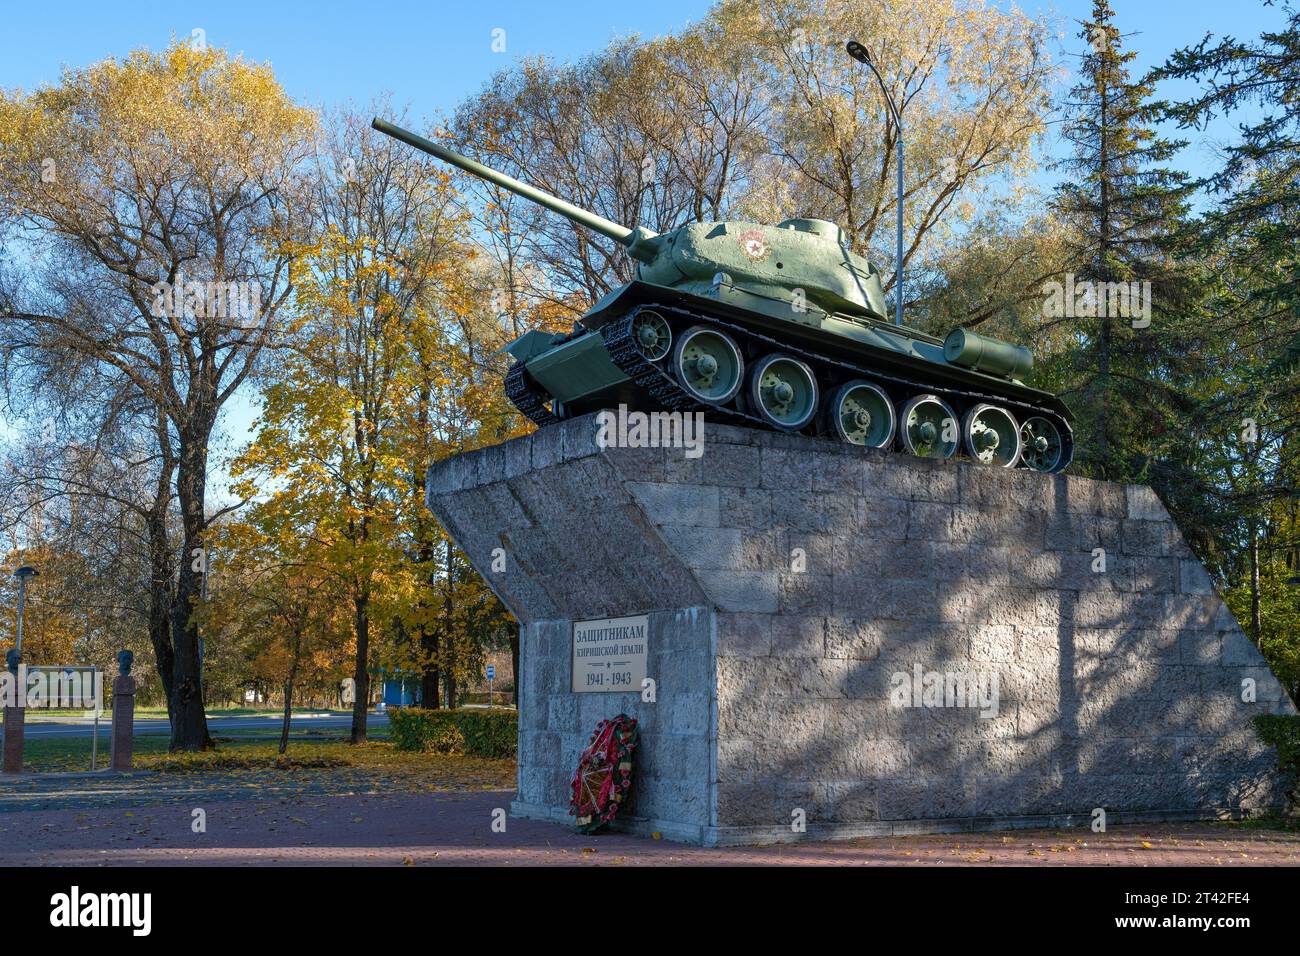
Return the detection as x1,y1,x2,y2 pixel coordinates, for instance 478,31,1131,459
506,280,1074,472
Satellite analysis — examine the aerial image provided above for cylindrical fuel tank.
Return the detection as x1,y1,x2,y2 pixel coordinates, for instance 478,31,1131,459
943,328,1033,379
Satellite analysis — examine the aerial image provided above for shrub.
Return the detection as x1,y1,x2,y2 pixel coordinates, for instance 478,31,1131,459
428,722,466,755
388,707,517,758
1253,714,1300,807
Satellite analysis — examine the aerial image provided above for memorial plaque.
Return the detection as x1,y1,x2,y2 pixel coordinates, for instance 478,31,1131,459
572,615,648,693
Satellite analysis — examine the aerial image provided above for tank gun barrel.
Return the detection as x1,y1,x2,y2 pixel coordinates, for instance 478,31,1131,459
372,118,655,253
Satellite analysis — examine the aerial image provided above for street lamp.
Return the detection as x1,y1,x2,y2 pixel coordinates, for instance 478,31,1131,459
846,39,905,328
12,566,38,661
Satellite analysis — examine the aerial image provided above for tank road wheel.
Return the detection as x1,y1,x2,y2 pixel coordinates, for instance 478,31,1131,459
671,325,744,404
829,380,895,448
962,403,1022,468
748,354,819,431
631,309,672,362
1019,416,1069,473
899,394,960,459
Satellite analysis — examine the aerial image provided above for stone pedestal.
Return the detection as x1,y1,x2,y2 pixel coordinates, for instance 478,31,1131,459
427,413,1298,846
2,706,23,774
111,675,136,771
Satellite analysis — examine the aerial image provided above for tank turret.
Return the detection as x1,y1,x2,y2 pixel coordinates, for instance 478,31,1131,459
373,117,1072,472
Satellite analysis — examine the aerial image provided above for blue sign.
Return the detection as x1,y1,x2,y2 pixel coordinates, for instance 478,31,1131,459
486,664,496,680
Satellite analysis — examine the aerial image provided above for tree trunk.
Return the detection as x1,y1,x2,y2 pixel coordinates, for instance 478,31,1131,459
280,624,305,755
441,545,455,709
510,627,520,707
1098,313,1112,471
169,424,214,751
1249,518,1262,644
420,627,441,709
148,513,176,723
279,676,294,755
418,549,441,708
148,411,177,725
1096,68,1112,477
350,591,370,743
413,410,441,709
416,536,440,709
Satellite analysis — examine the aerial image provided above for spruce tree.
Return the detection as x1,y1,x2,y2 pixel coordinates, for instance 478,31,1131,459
1153,5,1300,648
1051,0,1199,483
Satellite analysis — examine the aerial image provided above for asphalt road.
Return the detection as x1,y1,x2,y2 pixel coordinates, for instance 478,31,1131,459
19,712,390,739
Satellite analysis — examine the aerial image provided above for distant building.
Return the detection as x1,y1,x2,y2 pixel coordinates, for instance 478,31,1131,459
372,668,423,709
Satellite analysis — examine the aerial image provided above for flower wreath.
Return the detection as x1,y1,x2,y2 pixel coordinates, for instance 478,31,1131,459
569,713,639,834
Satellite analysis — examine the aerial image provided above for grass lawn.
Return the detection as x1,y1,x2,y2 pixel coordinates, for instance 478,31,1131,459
31,706,350,718
14,734,515,797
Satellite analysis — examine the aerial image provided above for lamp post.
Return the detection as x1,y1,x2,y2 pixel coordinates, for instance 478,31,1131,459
846,39,904,327
12,566,38,662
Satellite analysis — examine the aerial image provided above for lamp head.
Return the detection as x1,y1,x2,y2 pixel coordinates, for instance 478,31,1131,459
846,40,872,65
13,566,38,582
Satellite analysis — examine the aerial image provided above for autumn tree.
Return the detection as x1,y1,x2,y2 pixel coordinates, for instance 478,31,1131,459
0,242,183,711
203,512,349,752
453,0,1054,322
0,398,171,691
453,26,765,317
232,106,482,741
908,210,1072,342
0,42,315,749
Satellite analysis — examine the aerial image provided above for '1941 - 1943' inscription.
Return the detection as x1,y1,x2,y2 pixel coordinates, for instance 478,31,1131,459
571,615,648,693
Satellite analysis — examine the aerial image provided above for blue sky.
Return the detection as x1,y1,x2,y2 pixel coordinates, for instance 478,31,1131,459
2,0,1284,217
0,0,1289,495
0,0,714,118
0,0,1286,134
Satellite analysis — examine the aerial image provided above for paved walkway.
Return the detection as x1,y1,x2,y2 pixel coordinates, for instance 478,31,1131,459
0,789,1296,866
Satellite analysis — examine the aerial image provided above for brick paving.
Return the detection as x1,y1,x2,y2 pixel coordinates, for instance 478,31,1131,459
0,788,1296,866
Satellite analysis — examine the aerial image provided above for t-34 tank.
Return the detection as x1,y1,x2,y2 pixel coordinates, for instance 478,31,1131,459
373,118,1073,472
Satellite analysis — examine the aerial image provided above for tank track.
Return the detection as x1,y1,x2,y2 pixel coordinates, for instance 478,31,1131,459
600,303,1075,471
501,303,1073,469
505,324,594,427
602,310,768,428
504,361,559,427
